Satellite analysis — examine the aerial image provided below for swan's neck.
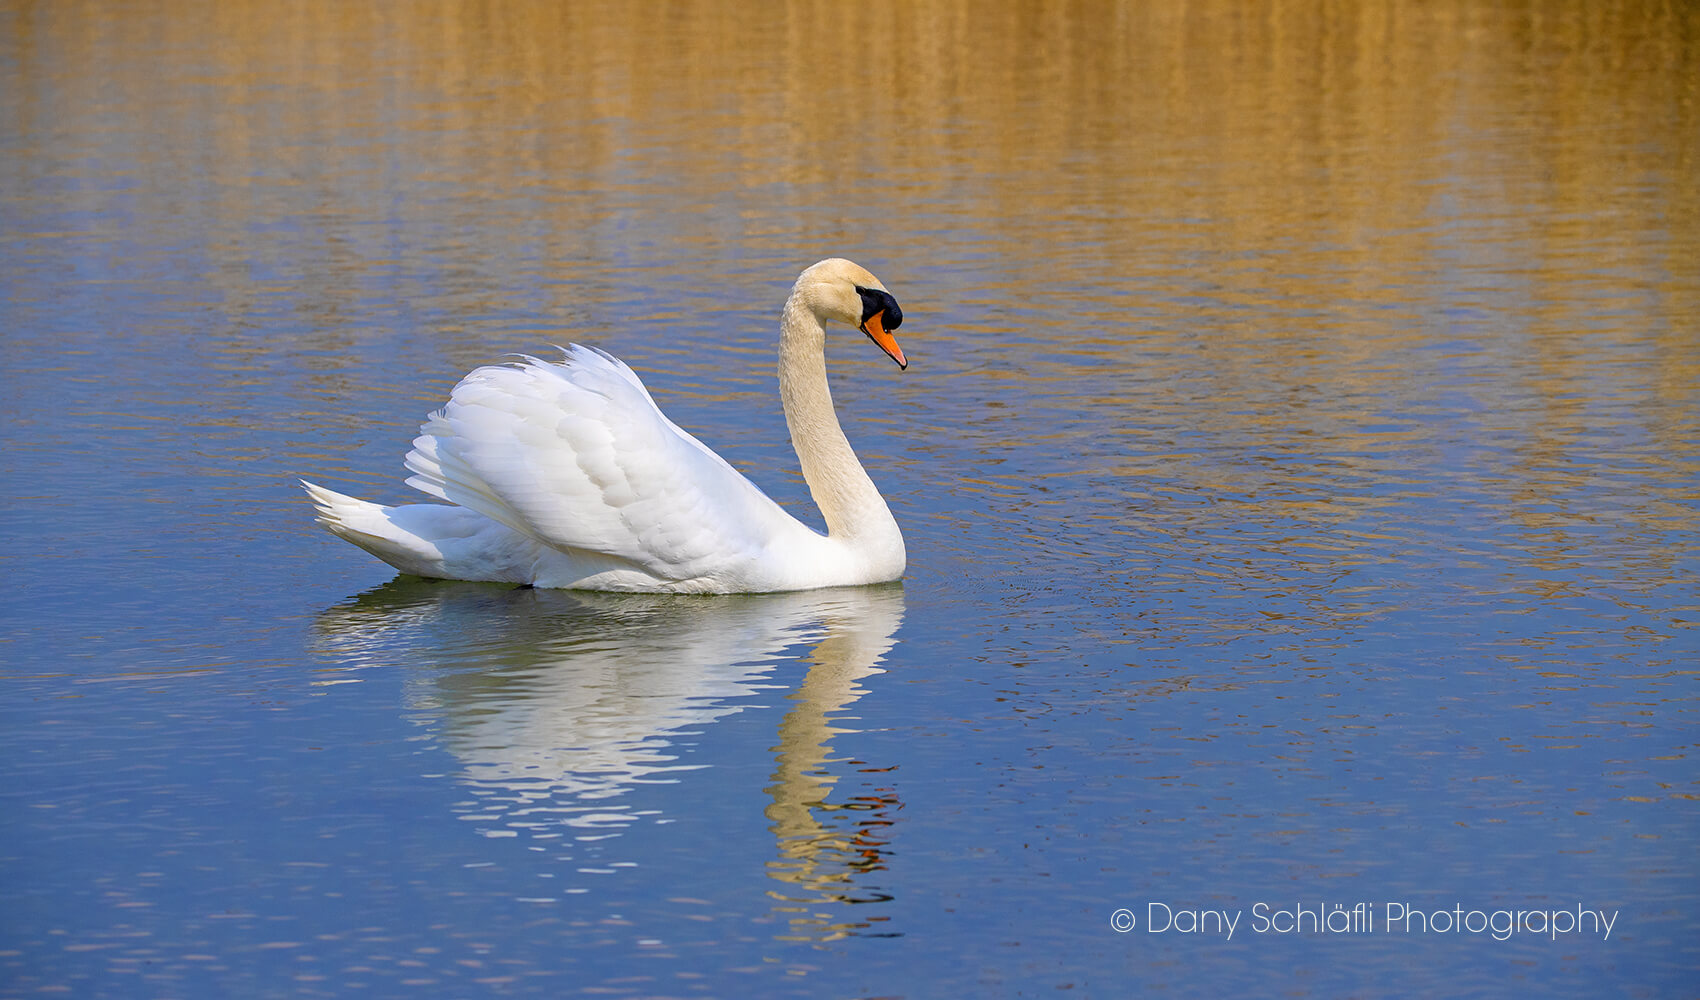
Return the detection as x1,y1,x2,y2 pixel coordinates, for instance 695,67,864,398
778,297,902,551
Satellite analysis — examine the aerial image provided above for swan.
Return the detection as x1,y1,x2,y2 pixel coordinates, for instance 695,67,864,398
302,258,909,593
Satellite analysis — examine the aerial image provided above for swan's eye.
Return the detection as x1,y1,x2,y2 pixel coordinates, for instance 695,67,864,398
855,286,903,331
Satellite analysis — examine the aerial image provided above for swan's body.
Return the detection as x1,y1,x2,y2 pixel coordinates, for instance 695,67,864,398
303,258,909,593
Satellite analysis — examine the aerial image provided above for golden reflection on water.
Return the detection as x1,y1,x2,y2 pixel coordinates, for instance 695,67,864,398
12,1,1694,423
11,0,1693,284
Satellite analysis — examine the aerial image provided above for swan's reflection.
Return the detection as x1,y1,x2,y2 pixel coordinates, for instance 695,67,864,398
314,578,904,938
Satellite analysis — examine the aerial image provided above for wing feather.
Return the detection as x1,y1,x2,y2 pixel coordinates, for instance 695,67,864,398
403,345,808,583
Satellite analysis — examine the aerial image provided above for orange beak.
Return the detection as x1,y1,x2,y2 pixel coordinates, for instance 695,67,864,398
860,309,908,369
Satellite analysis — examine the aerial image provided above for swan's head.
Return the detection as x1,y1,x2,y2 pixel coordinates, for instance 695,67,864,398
795,258,907,369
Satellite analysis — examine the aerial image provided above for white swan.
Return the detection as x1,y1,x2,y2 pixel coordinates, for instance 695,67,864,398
302,258,909,593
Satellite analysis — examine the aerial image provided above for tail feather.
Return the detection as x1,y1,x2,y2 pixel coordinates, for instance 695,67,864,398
301,480,540,583
301,480,425,564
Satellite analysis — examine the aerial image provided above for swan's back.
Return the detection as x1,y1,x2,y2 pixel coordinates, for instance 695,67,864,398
401,346,821,591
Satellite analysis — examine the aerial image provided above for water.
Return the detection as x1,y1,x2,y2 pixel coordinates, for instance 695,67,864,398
3,1,1697,996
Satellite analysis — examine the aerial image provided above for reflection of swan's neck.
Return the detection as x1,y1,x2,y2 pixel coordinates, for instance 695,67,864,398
779,297,901,549
764,596,904,915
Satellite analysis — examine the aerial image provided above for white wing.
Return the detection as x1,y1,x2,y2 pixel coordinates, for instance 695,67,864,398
402,346,813,586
